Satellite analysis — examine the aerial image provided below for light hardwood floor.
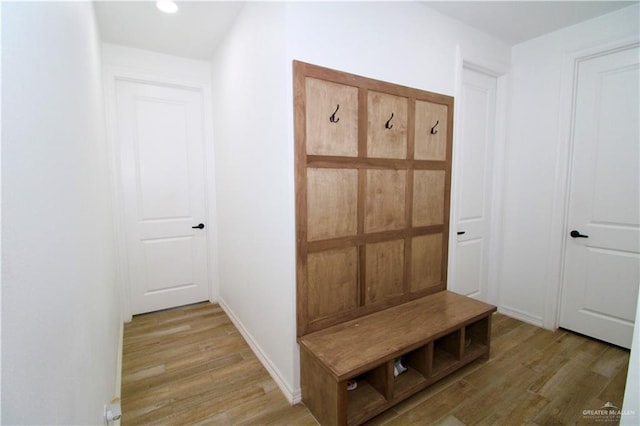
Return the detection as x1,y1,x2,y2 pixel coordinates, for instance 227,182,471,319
122,302,629,425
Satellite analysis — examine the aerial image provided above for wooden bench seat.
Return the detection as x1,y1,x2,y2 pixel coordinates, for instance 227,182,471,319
298,291,497,425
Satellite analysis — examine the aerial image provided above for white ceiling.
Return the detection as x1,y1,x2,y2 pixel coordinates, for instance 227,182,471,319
424,1,637,45
93,1,245,60
94,1,638,60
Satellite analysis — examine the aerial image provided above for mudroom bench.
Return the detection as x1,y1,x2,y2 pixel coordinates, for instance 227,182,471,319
298,291,497,426
294,62,498,426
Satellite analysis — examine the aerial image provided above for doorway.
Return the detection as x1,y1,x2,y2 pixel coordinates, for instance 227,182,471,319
559,44,639,349
450,65,499,303
114,79,212,315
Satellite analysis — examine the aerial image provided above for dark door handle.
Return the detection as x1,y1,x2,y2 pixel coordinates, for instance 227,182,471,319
570,230,588,238
457,231,466,235
192,223,205,229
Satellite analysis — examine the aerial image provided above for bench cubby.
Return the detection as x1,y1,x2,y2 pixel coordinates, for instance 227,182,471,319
346,363,389,424
432,329,462,377
463,317,491,360
394,347,428,398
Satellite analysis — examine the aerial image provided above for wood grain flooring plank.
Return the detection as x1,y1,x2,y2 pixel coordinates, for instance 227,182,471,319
124,318,234,354
598,358,630,405
485,392,550,425
389,360,484,416
164,386,267,426
488,321,539,358
532,370,610,425
591,346,630,378
123,353,243,397
433,415,466,426
382,380,475,425
490,314,523,339
123,329,240,372
226,390,295,425
125,303,223,329
453,357,541,424
233,402,316,426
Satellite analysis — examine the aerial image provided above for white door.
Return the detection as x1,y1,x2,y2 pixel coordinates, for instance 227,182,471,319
559,45,639,349
116,80,210,315
451,67,498,302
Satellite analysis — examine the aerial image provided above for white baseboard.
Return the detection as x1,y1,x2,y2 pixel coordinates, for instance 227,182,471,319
291,387,302,404
115,321,124,397
114,321,124,426
498,305,544,328
218,298,300,405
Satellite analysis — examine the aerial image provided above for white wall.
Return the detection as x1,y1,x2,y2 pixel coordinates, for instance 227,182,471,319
285,2,510,97
2,3,120,424
211,1,510,400
102,43,214,85
101,43,219,320
499,4,640,328
210,2,297,401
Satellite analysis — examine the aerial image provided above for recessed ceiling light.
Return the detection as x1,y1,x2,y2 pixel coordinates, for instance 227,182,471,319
156,1,178,14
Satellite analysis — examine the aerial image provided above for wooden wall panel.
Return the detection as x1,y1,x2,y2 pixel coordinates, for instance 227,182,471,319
308,247,359,321
415,101,448,161
412,170,445,227
365,240,405,305
307,168,358,241
306,78,358,157
410,234,443,293
367,91,408,159
365,169,406,233
294,61,454,336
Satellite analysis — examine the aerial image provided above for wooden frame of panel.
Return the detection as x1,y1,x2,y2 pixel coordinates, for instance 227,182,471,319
294,60,454,337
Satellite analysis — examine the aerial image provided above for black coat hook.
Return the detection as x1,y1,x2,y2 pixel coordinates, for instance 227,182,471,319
329,104,340,123
385,112,394,129
430,120,439,135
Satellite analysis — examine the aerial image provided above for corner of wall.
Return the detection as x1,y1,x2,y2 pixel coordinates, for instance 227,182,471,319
218,297,300,404
209,0,299,403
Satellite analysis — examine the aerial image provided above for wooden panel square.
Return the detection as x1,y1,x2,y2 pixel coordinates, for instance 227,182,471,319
307,168,358,241
306,78,358,157
413,170,446,227
365,170,407,233
365,240,405,305
411,234,443,292
308,247,359,321
367,91,408,159
415,100,448,161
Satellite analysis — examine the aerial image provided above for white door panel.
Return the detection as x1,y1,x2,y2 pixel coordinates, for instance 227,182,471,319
116,80,210,315
451,67,497,301
583,248,639,320
455,239,484,298
560,45,639,348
